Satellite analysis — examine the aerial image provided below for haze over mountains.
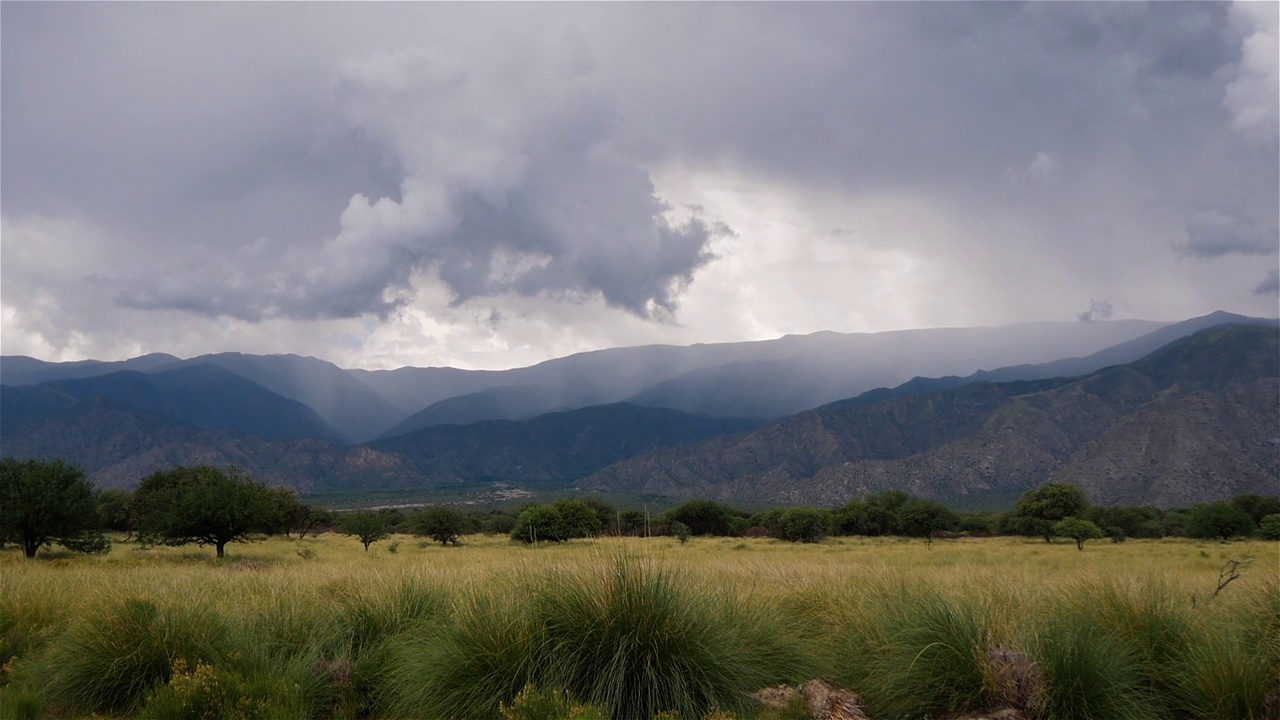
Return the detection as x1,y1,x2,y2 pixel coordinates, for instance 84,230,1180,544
1,312,1276,507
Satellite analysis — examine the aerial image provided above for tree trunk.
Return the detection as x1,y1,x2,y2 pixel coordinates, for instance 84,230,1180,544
24,538,39,559
216,541,226,559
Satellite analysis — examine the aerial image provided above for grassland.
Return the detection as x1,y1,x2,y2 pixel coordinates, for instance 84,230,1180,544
1,533,1276,719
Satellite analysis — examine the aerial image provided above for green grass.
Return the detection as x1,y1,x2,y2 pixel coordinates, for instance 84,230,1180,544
0,533,1275,719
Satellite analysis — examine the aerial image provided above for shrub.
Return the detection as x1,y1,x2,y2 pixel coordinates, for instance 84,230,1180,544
1257,514,1280,541
499,684,606,720
138,658,312,720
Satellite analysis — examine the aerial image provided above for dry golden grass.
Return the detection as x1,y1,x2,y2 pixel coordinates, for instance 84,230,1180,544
2,533,1276,719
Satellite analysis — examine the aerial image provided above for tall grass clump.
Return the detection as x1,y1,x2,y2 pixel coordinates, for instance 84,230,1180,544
1064,581,1197,710
536,555,815,720
381,591,547,719
1171,630,1274,720
330,573,448,655
41,597,230,714
1033,613,1156,720
852,587,997,718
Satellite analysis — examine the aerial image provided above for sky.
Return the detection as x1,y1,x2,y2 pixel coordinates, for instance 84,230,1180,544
2,2,1277,371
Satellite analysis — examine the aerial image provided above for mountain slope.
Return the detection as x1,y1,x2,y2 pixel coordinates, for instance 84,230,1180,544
32,365,346,443
371,403,763,482
583,325,1280,508
0,353,180,386
378,385,571,438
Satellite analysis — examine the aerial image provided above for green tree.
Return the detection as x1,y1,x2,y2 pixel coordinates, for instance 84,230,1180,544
554,499,604,540
661,500,738,536
1054,516,1105,550
0,457,109,559
579,496,618,535
1231,494,1280,526
262,486,312,537
134,465,273,559
1188,501,1256,541
1006,483,1088,542
779,507,833,543
413,506,466,546
341,511,389,551
96,488,136,540
1258,514,1280,541
512,504,567,543
895,498,959,545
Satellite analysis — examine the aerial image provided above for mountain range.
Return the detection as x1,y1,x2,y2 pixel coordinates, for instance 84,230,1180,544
1,311,1276,507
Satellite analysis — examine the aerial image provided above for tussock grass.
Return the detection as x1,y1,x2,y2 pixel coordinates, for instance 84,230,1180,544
42,596,231,714
0,534,1275,719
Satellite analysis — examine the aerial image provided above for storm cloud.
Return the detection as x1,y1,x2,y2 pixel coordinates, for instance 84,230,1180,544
2,2,1277,369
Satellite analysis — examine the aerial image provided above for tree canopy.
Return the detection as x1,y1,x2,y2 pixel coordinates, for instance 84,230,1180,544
134,465,274,558
341,511,389,551
1005,483,1088,542
413,506,466,546
1054,516,1104,550
0,457,109,559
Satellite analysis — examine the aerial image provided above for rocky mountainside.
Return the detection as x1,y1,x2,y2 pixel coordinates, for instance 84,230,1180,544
4,365,345,443
0,397,757,492
581,325,1280,508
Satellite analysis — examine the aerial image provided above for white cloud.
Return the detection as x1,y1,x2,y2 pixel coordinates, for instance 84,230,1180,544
1224,1,1279,139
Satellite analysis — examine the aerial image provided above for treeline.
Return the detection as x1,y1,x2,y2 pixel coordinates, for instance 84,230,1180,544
3,457,1278,560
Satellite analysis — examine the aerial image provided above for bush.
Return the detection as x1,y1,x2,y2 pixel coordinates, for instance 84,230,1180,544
1257,514,1280,541
499,684,606,720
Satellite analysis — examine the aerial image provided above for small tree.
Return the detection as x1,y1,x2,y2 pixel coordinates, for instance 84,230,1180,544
0,457,109,559
134,465,273,559
341,511,389,551
1054,516,1104,550
895,498,959,546
414,506,465,546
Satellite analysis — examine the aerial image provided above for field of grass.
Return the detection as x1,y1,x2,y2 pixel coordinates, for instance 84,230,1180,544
1,533,1276,719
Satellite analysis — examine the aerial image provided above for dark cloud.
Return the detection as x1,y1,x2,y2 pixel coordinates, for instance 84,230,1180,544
1077,299,1115,323
1177,209,1279,259
1,2,1277,367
